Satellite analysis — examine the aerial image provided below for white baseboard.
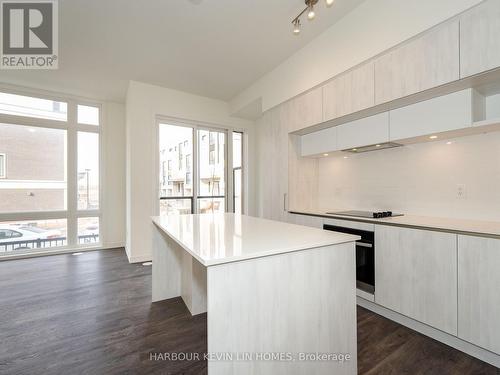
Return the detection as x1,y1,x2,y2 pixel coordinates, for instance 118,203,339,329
357,296,500,368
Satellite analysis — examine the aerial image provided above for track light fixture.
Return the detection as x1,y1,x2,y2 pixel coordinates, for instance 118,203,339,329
293,19,301,35
292,0,334,34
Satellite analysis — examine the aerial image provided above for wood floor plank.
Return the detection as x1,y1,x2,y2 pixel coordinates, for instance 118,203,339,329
0,249,498,375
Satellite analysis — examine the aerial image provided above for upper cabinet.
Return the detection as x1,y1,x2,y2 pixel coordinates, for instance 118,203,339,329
323,62,375,121
286,87,323,133
374,20,460,105
337,112,389,151
389,89,474,140
460,0,500,78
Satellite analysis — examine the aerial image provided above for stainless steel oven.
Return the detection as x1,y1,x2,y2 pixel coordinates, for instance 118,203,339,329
323,224,375,294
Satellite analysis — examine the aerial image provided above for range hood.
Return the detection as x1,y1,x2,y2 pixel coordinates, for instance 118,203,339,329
341,142,403,154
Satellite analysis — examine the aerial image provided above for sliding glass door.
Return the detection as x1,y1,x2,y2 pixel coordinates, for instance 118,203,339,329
159,121,243,215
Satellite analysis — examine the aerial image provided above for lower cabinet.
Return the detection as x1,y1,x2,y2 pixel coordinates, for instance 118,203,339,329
375,225,458,335
458,235,500,355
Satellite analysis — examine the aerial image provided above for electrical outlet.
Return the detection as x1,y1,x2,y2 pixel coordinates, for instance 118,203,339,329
457,184,467,200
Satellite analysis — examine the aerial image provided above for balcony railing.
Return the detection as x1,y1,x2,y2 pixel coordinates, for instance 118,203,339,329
0,234,99,253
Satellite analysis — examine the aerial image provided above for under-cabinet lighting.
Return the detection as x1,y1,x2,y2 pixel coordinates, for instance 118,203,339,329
323,153,329,156
429,135,438,139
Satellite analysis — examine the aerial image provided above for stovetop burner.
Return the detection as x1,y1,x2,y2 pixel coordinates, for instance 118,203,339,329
326,210,404,219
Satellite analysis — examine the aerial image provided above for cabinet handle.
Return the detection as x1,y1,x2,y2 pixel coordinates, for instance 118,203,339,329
283,193,288,211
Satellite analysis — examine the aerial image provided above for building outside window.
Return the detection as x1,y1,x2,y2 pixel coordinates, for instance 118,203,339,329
0,91,101,255
159,122,242,216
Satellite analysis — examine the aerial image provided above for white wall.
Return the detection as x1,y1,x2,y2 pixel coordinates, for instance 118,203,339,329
317,133,500,221
102,102,126,248
231,0,483,114
126,81,255,263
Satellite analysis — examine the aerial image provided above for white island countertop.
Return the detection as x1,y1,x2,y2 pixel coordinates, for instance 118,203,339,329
152,213,359,266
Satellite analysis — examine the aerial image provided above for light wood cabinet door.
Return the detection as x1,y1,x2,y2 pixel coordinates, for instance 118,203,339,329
286,87,323,132
255,110,274,220
375,225,458,335
256,104,291,222
323,62,375,121
374,20,460,105
460,0,500,78
458,235,500,355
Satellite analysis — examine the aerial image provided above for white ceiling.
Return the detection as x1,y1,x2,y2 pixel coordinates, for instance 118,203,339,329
0,0,365,102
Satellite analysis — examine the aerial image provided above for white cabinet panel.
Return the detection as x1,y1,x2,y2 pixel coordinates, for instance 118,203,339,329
375,225,458,335
337,112,389,150
289,213,324,229
323,62,375,121
287,87,323,132
460,0,500,78
458,235,500,355
375,20,460,105
389,89,473,140
300,126,337,157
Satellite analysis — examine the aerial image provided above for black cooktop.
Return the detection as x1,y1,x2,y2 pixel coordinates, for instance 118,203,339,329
326,210,404,219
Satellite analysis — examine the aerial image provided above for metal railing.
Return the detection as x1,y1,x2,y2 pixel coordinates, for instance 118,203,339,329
0,234,99,253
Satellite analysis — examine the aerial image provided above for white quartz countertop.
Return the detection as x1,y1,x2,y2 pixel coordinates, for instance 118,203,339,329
290,209,500,239
152,213,360,266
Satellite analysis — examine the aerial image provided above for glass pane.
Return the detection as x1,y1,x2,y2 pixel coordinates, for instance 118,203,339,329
234,169,242,214
78,217,100,245
0,123,67,213
0,219,67,254
78,132,99,210
77,105,99,126
0,92,67,121
160,199,192,216
198,198,225,214
198,130,225,197
159,124,193,198
233,132,242,168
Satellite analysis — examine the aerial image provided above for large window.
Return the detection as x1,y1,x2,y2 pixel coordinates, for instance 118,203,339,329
0,91,101,256
232,132,243,214
159,121,243,216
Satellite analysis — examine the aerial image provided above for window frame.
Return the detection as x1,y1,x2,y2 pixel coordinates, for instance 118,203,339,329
0,86,103,256
157,117,245,215
0,153,5,178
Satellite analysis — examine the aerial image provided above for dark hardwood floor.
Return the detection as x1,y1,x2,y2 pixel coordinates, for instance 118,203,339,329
0,249,498,375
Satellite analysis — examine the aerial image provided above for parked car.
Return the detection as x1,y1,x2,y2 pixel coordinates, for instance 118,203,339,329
0,224,63,250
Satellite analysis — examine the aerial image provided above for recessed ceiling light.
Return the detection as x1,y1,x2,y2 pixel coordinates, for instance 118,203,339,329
326,0,334,6
429,135,438,139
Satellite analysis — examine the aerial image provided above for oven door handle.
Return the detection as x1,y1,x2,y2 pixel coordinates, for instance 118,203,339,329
356,242,373,248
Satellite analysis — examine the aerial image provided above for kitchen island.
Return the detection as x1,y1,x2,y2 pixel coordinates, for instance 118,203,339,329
152,213,360,375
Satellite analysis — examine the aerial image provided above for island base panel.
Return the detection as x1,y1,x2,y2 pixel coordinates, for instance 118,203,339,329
206,243,358,375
